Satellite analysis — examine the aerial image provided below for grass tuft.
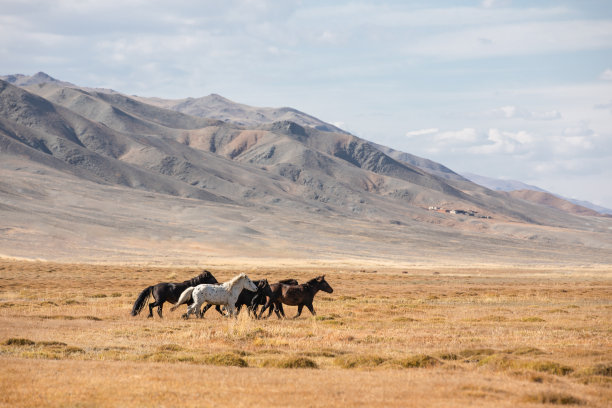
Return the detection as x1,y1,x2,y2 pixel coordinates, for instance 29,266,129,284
506,346,544,355
393,354,439,368
459,348,496,362
522,316,546,322
37,341,67,347
581,363,612,377
524,361,574,376
438,352,460,361
479,354,574,376
523,391,583,405
205,353,248,368
262,356,318,369
4,338,36,346
334,354,387,369
4,337,36,346
157,344,183,352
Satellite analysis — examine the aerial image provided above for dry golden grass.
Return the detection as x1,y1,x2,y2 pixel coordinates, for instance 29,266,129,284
0,259,610,407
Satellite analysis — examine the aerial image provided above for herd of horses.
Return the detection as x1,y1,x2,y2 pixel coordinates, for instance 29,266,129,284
131,270,334,320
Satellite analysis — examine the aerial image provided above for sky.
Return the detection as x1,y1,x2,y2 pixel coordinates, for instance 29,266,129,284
1,0,612,208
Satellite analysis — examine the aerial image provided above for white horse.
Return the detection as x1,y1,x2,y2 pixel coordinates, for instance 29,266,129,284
170,273,258,319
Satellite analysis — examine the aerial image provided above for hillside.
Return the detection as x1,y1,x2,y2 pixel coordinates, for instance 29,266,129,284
464,172,612,215
133,93,347,133
507,190,604,217
1,73,611,265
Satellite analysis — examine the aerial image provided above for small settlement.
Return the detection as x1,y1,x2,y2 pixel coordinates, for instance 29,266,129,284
427,206,492,219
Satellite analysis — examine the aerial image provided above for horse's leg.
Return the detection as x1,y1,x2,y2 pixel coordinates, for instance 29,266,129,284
215,305,224,316
183,303,193,319
184,297,201,320
275,302,285,319
235,304,242,316
157,302,164,319
305,302,316,316
293,304,304,319
257,299,271,319
200,303,213,317
249,303,259,319
227,304,237,318
148,300,158,318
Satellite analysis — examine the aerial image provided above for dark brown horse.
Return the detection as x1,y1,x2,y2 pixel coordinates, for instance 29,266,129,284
234,279,273,318
243,278,298,318
131,270,220,318
259,276,332,319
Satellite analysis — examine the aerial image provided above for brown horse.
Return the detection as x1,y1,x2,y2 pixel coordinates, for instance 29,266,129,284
255,278,298,319
259,276,333,319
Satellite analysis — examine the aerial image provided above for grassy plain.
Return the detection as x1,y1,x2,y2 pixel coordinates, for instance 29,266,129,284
0,259,610,407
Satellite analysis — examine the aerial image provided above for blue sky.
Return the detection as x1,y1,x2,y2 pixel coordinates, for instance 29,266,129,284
1,0,612,208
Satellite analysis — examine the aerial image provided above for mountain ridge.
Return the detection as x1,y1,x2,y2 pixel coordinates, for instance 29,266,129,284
463,172,612,215
1,73,611,265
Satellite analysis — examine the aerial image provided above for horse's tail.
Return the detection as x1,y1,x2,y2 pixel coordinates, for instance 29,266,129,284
131,286,153,316
170,287,195,312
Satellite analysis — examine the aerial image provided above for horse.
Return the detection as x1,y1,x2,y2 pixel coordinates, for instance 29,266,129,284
171,273,258,319
259,276,332,319
253,278,299,318
248,278,299,318
234,279,273,318
130,270,221,318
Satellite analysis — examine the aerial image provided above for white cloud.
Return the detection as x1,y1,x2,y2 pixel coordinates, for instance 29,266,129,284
404,20,612,60
486,105,561,120
469,128,533,154
405,128,439,137
481,0,512,9
600,68,612,81
434,128,478,143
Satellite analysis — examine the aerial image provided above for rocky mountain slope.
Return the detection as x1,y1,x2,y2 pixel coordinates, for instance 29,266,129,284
1,73,611,265
464,172,612,215
506,190,604,217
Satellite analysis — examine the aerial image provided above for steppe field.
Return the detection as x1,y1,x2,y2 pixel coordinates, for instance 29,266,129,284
0,259,610,407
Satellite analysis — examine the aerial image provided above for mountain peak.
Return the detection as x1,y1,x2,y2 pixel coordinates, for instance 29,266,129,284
31,71,57,82
270,120,307,137
0,71,72,87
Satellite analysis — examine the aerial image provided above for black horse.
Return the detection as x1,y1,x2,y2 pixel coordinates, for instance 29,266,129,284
131,270,220,318
233,279,273,318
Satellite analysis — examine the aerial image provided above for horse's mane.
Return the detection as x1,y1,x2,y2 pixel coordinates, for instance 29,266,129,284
224,273,247,289
304,276,321,286
185,270,212,286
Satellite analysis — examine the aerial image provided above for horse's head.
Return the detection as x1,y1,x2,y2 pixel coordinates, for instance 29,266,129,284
315,275,333,293
241,274,258,292
257,279,273,297
197,270,217,284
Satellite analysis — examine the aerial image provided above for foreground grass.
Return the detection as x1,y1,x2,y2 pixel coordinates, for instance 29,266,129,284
0,260,610,407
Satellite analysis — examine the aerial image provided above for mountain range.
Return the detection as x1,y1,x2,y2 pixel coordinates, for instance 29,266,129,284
1,72,610,265
463,173,612,216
